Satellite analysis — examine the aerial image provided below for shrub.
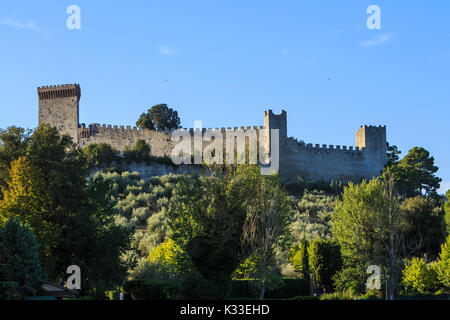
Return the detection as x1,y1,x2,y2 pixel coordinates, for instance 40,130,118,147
230,278,309,299
123,279,180,300
402,257,440,294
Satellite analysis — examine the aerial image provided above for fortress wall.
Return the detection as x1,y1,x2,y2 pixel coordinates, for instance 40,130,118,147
78,124,267,158
280,138,375,183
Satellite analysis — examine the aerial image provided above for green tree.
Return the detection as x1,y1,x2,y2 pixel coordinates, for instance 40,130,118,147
137,104,180,131
307,239,342,294
0,127,30,194
396,147,441,197
136,112,155,130
435,235,450,291
168,166,258,299
445,190,450,236
401,195,445,259
83,143,120,168
386,142,401,168
149,104,181,130
332,174,406,299
123,140,151,164
0,217,46,300
402,257,439,294
146,239,193,280
0,125,131,295
289,240,310,282
241,169,292,300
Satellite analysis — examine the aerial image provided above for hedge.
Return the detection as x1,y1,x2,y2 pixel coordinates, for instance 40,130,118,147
124,278,310,300
123,279,180,300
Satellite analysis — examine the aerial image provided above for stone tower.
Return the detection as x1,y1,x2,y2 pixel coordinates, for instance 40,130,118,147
38,84,81,142
356,125,387,175
264,109,287,154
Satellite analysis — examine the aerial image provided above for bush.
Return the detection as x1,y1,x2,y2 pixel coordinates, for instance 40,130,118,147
320,291,356,300
123,279,180,300
230,278,310,299
402,257,440,294
84,143,120,168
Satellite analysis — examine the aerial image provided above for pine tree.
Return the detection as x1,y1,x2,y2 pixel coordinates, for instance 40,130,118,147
0,217,46,299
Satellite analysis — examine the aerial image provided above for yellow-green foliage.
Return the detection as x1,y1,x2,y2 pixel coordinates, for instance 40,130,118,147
435,235,450,291
445,190,450,235
147,239,192,278
402,257,439,294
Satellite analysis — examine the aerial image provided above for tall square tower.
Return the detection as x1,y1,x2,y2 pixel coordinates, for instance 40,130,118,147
38,84,81,142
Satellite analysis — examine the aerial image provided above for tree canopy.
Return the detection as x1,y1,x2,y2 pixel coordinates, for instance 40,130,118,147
137,104,181,131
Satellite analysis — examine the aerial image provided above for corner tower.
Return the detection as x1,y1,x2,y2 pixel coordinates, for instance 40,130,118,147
38,84,81,142
356,125,388,176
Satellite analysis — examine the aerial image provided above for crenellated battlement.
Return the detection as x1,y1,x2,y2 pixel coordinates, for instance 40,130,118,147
38,84,81,100
288,137,365,153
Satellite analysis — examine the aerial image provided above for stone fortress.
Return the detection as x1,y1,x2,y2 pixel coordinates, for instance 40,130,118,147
38,84,387,183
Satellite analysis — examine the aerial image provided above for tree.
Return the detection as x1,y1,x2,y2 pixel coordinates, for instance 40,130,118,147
138,104,180,131
241,169,292,300
402,257,439,294
0,157,57,269
307,239,342,294
435,235,450,291
0,125,131,295
0,217,46,300
289,239,310,283
168,167,250,299
123,140,151,164
396,147,441,197
136,112,155,130
445,190,450,236
386,142,401,168
83,143,120,168
0,127,30,194
146,239,193,280
401,195,445,259
332,174,406,299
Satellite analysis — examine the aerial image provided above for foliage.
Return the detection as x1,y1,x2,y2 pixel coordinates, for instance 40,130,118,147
332,176,405,298
123,140,151,164
402,257,440,294
396,147,442,197
289,239,310,285
307,239,342,293
445,190,450,236
167,167,251,299
401,195,445,259
240,167,292,299
123,279,180,300
0,217,46,300
386,142,401,168
290,191,335,241
0,125,130,294
230,278,309,299
146,239,193,280
435,235,450,291
283,177,345,198
136,112,155,130
83,143,120,168
0,126,31,194
319,291,356,300
137,104,180,131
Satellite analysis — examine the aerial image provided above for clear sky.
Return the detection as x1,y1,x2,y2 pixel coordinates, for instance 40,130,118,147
0,0,449,194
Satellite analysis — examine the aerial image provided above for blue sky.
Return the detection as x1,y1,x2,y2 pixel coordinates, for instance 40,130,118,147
0,0,449,194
